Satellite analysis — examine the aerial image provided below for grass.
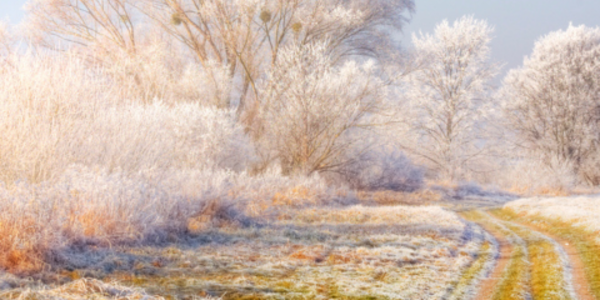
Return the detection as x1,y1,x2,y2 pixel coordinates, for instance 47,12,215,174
0,278,167,300
491,209,572,300
0,205,483,299
495,208,600,299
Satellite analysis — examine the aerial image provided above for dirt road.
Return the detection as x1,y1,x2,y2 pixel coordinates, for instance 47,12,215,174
464,209,595,300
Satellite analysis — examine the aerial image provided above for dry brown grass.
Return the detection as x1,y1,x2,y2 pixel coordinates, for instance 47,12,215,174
271,186,318,207
505,184,570,197
0,203,478,299
0,217,47,274
356,189,443,206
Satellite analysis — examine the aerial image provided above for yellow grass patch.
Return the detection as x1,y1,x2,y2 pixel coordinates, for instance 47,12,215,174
498,208,600,300
491,209,572,300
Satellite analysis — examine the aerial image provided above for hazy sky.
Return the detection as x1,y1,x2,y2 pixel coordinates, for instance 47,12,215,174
402,0,600,80
4,0,600,78
0,1,26,24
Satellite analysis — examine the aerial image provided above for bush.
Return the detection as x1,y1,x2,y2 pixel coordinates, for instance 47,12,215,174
334,146,424,192
492,157,576,195
0,51,358,273
0,52,253,183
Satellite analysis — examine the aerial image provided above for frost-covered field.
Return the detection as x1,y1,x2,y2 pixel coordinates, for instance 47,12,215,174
0,205,488,300
505,195,600,233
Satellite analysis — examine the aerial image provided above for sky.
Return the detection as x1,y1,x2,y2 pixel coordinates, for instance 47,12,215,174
3,0,600,79
401,0,600,81
0,1,27,24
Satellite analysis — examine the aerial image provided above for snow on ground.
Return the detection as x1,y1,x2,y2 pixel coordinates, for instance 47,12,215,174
505,195,600,233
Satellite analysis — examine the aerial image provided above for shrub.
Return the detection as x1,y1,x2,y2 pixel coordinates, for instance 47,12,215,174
0,52,253,183
334,146,423,192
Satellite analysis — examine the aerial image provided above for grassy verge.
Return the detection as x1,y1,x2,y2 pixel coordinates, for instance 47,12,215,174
491,209,572,300
493,208,600,299
460,210,530,300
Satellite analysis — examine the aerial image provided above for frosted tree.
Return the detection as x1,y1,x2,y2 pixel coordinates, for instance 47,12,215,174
25,0,414,112
402,16,498,180
22,0,416,176
258,42,387,175
120,0,412,110
501,24,600,185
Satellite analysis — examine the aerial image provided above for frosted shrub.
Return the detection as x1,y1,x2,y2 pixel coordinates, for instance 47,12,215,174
0,21,13,56
0,53,253,183
337,146,424,192
78,102,253,173
0,165,342,272
0,167,210,272
0,53,114,183
493,157,577,195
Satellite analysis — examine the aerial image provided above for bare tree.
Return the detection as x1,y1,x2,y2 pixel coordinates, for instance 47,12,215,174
24,0,413,110
22,0,416,176
501,24,600,185
25,0,139,52
402,16,498,180
137,0,414,110
0,21,13,57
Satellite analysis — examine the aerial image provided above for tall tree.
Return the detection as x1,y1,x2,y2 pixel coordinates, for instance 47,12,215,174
501,24,600,185
26,0,413,111
402,16,498,180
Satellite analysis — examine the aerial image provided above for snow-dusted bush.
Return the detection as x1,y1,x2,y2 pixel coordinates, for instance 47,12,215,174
78,102,253,173
0,53,114,183
501,24,600,185
0,21,13,57
335,146,423,192
0,53,252,183
490,156,577,195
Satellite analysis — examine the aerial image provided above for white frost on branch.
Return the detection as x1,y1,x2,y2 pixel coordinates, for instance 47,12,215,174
401,16,498,180
501,24,600,185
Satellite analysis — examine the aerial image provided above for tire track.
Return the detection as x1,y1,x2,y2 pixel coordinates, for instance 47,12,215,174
471,224,513,300
465,209,594,300
463,210,531,300
490,210,596,300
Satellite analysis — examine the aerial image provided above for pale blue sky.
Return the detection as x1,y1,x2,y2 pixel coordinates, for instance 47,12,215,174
402,0,600,79
4,0,600,76
0,1,27,24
